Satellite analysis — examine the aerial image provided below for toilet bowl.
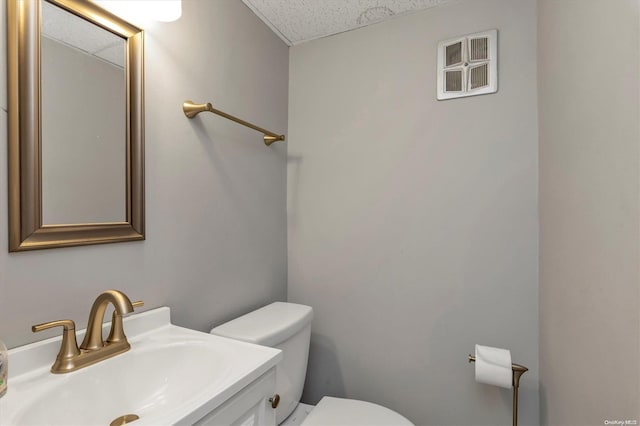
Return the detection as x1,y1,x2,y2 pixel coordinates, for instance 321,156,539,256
300,396,413,426
210,302,413,426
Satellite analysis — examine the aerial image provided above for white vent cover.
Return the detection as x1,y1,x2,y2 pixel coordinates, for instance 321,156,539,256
437,29,497,100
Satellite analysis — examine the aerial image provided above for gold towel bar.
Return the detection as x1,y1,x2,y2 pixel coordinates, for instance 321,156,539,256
183,100,285,146
468,354,528,426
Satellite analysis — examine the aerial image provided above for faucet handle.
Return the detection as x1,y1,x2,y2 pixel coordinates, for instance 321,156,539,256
32,319,76,333
32,319,81,371
132,300,144,309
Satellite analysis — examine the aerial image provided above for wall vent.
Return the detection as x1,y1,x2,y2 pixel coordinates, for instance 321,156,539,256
437,29,497,100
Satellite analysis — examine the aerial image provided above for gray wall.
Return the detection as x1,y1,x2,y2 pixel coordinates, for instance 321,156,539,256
287,1,539,425
538,0,640,424
0,0,288,348
41,36,126,224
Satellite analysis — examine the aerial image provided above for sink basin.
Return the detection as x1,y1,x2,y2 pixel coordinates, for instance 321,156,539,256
0,308,282,426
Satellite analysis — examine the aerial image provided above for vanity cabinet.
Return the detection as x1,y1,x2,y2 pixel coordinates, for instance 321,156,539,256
194,368,277,426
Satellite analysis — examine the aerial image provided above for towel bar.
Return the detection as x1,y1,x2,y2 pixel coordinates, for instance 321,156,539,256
183,100,285,146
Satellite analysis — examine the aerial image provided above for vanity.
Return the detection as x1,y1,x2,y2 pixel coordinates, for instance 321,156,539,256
0,306,282,425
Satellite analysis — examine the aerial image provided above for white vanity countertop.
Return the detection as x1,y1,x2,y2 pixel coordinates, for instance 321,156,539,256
0,307,282,426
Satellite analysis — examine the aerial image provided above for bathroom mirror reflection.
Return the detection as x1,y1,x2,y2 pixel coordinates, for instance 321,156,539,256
7,0,145,251
41,1,127,224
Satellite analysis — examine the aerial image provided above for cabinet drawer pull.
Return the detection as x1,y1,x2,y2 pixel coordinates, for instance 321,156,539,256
269,394,280,409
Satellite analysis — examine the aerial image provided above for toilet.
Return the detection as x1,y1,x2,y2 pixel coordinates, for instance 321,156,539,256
210,302,414,426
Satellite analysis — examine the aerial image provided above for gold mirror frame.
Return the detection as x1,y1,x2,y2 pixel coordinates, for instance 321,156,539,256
8,0,144,251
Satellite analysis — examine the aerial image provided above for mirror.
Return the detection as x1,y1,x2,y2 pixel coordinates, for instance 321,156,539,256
8,0,144,251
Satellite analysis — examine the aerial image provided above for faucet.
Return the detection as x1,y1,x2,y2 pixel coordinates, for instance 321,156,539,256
81,290,134,350
32,290,143,374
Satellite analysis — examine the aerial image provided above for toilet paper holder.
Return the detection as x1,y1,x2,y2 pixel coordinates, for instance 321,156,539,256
468,354,528,426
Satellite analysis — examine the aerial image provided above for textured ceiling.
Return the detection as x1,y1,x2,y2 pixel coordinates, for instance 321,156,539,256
42,1,125,69
242,0,452,46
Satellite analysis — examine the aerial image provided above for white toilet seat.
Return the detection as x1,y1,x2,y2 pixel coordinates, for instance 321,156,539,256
300,396,414,426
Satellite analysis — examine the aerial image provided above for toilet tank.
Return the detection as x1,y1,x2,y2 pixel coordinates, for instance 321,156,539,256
210,302,313,424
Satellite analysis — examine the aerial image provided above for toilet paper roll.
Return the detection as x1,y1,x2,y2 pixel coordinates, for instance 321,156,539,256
474,344,512,388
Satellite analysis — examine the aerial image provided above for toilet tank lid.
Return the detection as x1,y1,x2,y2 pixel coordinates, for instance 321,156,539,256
210,302,313,347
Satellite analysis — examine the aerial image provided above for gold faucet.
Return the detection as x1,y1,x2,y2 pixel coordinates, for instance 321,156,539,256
32,290,143,374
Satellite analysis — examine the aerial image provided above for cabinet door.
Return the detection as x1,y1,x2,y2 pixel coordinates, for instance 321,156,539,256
194,369,277,426
229,398,273,426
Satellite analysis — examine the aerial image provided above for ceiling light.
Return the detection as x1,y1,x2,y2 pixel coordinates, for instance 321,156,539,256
92,0,182,25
